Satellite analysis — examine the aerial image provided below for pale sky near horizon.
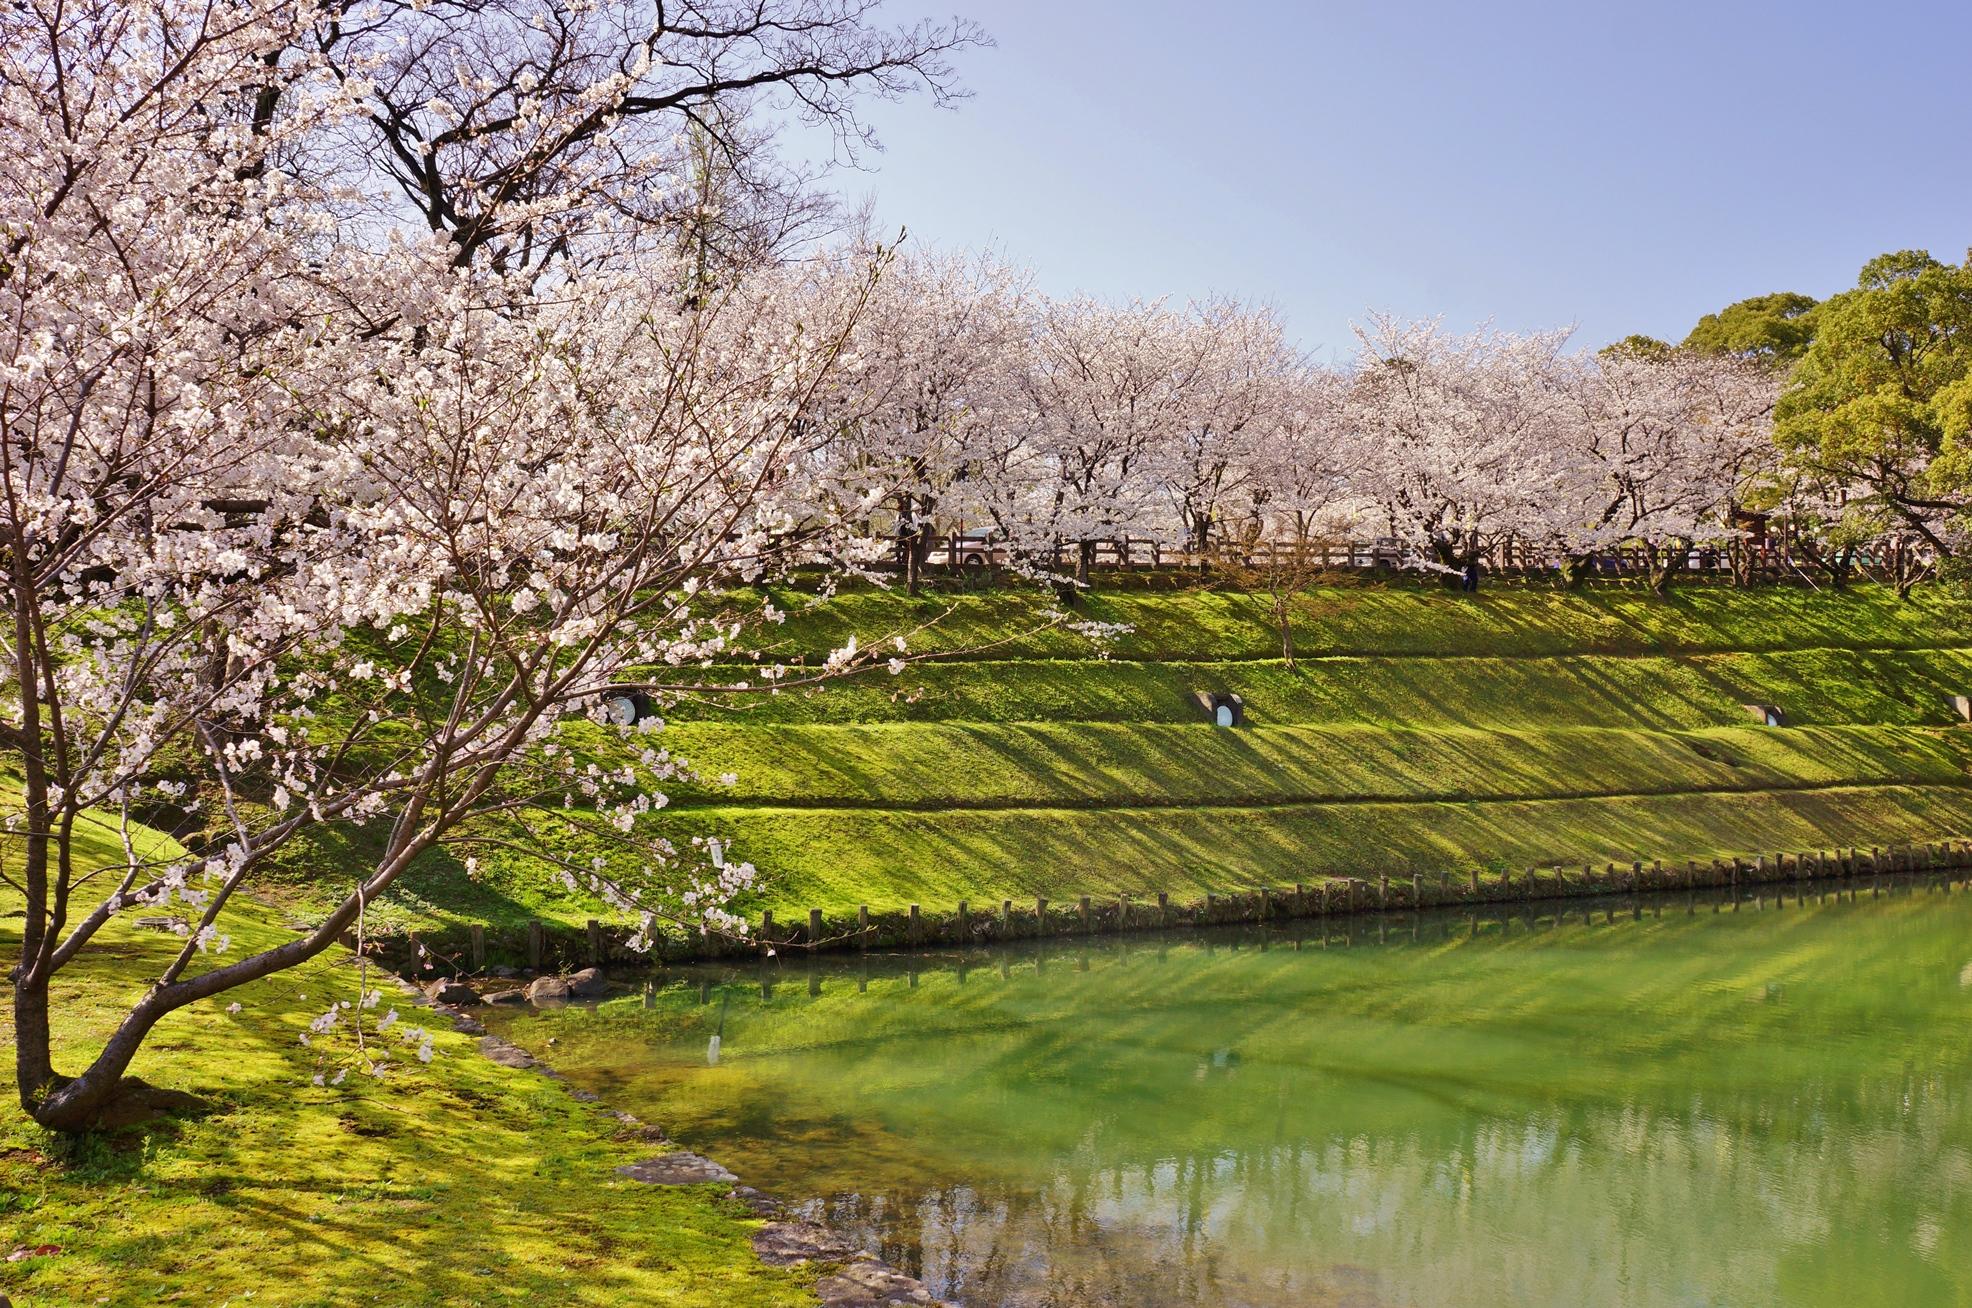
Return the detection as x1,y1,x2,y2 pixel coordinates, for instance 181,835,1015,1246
796,0,1972,359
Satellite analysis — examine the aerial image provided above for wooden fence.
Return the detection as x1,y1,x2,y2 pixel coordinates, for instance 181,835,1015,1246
894,534,1934,588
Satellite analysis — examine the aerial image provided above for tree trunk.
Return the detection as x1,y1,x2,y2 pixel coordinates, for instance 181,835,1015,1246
896,492,921,596
12,975,57,1116
1429,536,1462,589
17,985,171,1131
1273,589,1296,669
1648,540,1690,597
1076,538,1094,586
1825,548,1852,589
1562,554,1593,589
1730,540,1759,588
904,522,937,597
1892,538,1926,599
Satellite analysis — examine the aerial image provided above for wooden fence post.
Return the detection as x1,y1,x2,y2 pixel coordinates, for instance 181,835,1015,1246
957,900,969,935
1079,895,1092,931
1157,891,1170,925
908,903,921,943
586,919,604,966
526,920,544,971
858,904,871,950
809,908,824,945
470,924,486,973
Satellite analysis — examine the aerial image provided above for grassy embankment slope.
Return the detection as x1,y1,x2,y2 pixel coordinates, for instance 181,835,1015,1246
0,808,813,1307
252,579,1972,941
642,581,1972,923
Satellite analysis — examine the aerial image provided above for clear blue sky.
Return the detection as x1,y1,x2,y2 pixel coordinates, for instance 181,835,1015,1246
810,0,1972,358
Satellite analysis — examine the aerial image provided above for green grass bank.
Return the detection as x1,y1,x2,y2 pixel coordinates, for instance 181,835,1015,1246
251,579,1972,947
642,582,1972,926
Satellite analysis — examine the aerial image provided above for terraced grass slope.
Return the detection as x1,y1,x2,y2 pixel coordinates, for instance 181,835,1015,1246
641,582,1972,922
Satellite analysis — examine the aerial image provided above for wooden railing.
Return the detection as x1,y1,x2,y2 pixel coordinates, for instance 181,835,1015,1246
896,534,1936,587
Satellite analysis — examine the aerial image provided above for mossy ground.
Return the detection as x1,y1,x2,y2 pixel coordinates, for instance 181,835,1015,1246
0,813,811,1306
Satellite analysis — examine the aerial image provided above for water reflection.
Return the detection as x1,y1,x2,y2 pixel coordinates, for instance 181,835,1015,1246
490,879,1972,1307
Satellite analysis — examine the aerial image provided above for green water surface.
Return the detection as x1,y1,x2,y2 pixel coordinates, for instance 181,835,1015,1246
490,883,1972,1307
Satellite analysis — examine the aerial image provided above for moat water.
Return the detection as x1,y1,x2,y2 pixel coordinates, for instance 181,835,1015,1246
489,880,1972,1307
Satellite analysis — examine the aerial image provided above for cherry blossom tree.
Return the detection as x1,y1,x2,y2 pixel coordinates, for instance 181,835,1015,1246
1224,366,1364,662
1153,299,1299,573
1542,344,1778,592
1230,366,1364,548
1,0,907,1131
1667,350,1781,589
1347,316,1575,588
302,0,987,277
1005,297,1196,584
819,248,1031,593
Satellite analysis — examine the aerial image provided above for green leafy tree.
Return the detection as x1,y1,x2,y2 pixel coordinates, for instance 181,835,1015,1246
1600,334,1676,361
1773,250,1972,587
1684,292,1819,366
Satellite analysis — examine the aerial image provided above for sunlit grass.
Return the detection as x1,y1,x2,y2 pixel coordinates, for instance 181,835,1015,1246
0,906,813,1307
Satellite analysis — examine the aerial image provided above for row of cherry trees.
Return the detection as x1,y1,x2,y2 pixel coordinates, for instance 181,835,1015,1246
817,253,1785,592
